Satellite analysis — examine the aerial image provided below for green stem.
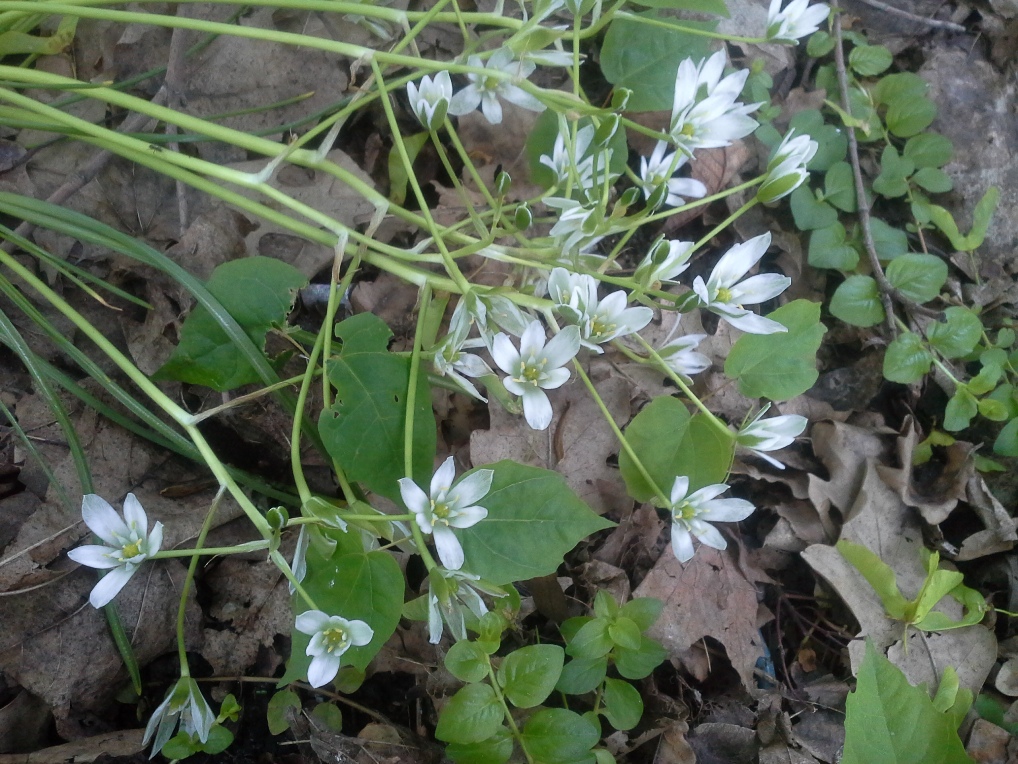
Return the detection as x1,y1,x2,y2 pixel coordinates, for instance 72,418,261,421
613,10,768,44
157,541,270,559
486,660,535,764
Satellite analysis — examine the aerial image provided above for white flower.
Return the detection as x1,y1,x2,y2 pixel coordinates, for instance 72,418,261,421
448,48,546,125
434,303,494,400
67,494,163,608
659,334,711,380
669,50,761,154
634,239,694,288
492,321,581,430
452,291,530,353
545,197,615,254
757,130,818,202
668,476,755,563
548,267,599,325
295,610,374,688
398,456,493,570
407,71,452,131
427,567,506,644
736,406,807,469
583,291,653,350
143,678,216,754
540,124,597,190
692,232,791,334
766,0,830,43
640,141,708,208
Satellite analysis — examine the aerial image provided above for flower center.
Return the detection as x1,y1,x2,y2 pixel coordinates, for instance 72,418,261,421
673,502,697,522
716,286,733,303
679,122,696,138
590,317,614,338
432,501,452,521
483,75,501,92
121,540,142,558
323,626,351,653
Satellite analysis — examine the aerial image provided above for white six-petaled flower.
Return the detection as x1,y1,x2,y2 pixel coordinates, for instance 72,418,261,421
668,476,755,563
766,0,830,43
143,677,216,755
548,268,653,352
67,493,163,608
659,334,711,381
736,406,808,469
640,141,708,208
669,50,761,154
692,232,791,335
448,48,545,125
427,567,506,644
492,321,581,430
634,239,694,288
407,71,453,131
540,123,598,191
757,129,819,203
398,456,493,570
295,610,374,688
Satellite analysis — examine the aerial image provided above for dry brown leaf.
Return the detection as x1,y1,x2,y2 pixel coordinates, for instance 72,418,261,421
965,718,1013,764
653,721,696,764
956,474,1018,561
634,544,765,691
688,722,757,764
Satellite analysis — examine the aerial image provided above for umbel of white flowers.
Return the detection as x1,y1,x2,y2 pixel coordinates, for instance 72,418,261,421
67,493,163,608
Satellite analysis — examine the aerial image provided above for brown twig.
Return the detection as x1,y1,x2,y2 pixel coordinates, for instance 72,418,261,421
831,14,944,334
853,0,967,33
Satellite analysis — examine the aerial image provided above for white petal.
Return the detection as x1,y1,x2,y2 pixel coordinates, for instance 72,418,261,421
452,469,493,506
307,653,341,688
480,92,503,124
689,520,728,550
449,504,487,529
687,483,732,504
501,85,546,113
68,545,121,569
146,521,163,556
671,524,695,562
540,367,571,390
398,478,431,517
542,326,580,367
428,593,444,644
698,497,756,523
519,321,547,357
709,233,771,289
716,307,789,335
433,526,465,570
669,475,690,505
491,333,521,374
522,387,554,430
431,456,457,497
89,565,136,608
346,619,374,646
503,376,527,396
692,276,711,305
295,609,331,636
81,494,128,545
448,86,481,116
122,493,148,537
728,273,791,305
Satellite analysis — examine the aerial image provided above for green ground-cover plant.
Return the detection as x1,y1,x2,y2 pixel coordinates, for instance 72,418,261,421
0,0,997,761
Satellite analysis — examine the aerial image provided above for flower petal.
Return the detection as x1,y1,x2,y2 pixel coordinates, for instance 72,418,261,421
449,504,487,529
542,325,580,367
122,493,148,537
307,653,341,688
689,519,728,550
451,469,493,507
68,544,122,569
669,475,690,505
491,333,520,374
431,456,457,498
709,233,771,290
433,526,465,570
146,521,163,557
81,494,128,545
346,619,375,646
727,273,791,305
295,609,331,636
522,387,554,430
448,86,481,116
540,367,571,390
89,564,136,608
715,307,789,335
398,478,431,517
698,497,756,523
671,523,695,562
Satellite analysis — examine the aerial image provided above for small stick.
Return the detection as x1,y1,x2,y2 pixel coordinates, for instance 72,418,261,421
832,14,943,334
853,0,966,33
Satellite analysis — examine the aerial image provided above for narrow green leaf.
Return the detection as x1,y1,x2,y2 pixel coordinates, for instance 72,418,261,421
836,541,909,619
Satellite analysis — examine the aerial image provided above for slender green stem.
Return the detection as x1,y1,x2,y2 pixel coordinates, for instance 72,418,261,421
190,374,311,424
571,359,670,507
157,541,270,559
269,549,318,611
613,10,768,44
486,660,535,764
287,514,416,525
692,198,759,251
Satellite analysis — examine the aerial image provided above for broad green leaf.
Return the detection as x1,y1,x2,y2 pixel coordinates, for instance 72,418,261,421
933,667,973,730
913,569,965,625
457,461,614,585
809,223,858,270
789,109,847,171
526,110,629,192
556,656,608,694
319,313,436,501
807,31,835,57
885,254,947,303
724,300,827,400
498,645,564,708
436,684,504,744
446,727,515,764
944,388,978,432
823,161,857,212
310,703,344,733
927,307,982,359
883,332,933,384
887,92,937,138
200,725,233,755
155,257,308,391
837,541,909,620
619,397,733,503
830,276,886,327
593,590,620,619
614,636,667,680
841,641,971,764
522,709,600,763
904,133,953,169
283,550,404,680
267,690,301,735
993,417,1018,456
790,185,838,230
568,617,615,660
601,678,644,730
600,14,714,112
627,0,729,12
872,145,914,199
869,218,909,261
620,598,663,631
849,44,893,76
608,617,643,651
912,167,953,194
446,641,491,683
872,72,928,106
